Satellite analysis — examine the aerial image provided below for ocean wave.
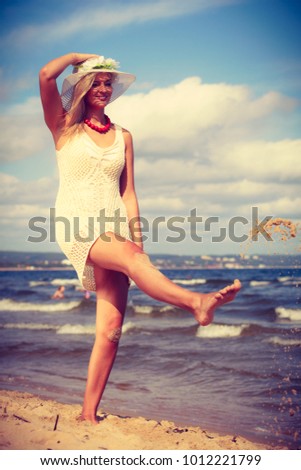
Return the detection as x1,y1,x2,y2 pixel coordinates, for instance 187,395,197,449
265,336,301,347
275,307,301,322
132,304,177,315
29,279,82,287
173,278,206,286
159,305,175,313
51,278,81,286
196,323,249,339
0,322,56,331
133,305,154,314
56,321,136,335
122,321,136,334
277,276,291,282
0,320,136,336
249,281,271,287
0,298,81,312
56,324,95,335
29,281,49,287
277,276,301,286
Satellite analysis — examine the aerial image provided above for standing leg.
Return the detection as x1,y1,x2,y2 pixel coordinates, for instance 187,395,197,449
89,232,241,326
80,266,129,423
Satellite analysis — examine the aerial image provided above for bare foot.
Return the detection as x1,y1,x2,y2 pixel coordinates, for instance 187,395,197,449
193,279,242,326
77,413,102,425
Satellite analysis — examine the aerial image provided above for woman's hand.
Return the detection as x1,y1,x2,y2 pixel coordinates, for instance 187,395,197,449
71,53,99,66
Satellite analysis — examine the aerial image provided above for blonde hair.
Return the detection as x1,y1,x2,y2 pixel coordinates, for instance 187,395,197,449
63,72,114,137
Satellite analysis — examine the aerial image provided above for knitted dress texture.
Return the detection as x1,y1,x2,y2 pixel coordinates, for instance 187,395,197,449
55,124,132,291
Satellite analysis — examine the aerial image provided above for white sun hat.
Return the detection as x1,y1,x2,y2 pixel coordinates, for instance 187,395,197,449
61,56,136,111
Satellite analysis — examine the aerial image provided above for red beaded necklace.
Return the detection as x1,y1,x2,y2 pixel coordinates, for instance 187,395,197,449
84,115,111,134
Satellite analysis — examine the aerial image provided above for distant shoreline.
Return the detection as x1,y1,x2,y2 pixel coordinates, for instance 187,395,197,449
0,265,299,271
0,267,73,271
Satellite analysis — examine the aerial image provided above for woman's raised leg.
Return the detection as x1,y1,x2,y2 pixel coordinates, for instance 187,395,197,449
80,266,129,423
89,232,241,326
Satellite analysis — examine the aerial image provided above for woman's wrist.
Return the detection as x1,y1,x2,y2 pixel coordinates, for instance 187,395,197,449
70,53,98,66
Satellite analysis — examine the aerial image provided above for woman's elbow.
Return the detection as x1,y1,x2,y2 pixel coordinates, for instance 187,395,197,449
122,190,137,203
39,66,52,83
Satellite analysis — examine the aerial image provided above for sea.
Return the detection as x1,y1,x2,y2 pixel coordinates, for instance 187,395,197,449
0,252,300,450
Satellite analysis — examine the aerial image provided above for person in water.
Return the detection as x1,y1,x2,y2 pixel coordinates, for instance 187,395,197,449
39,53,241,423
51,285,65,299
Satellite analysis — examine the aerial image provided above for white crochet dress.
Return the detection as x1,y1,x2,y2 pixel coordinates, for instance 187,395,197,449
55,124,132,291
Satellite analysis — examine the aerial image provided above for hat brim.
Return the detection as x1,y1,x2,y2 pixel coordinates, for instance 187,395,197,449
61,70,136,111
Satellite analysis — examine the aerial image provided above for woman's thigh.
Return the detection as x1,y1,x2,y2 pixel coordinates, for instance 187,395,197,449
88,231,142,277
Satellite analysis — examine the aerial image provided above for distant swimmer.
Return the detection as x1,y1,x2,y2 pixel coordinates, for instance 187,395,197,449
51,285,65,299
84,290,90,300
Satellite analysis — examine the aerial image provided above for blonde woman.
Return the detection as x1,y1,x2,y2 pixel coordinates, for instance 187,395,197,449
39,53,241,424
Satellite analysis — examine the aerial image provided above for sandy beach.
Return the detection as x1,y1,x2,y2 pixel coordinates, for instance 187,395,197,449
0,390,278,450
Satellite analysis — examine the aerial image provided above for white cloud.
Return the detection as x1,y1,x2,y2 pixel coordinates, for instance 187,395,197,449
0,173,57,205
1,74,300,252
249,197,301,218
140,196,186,211
109,77,298,156
1,97,52,162
2,0,241,46
7,96,42,115
213,139,301,183
0,69,37,102
0,173,57,249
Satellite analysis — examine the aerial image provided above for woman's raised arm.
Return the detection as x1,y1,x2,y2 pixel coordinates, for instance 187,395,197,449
39,53,96,135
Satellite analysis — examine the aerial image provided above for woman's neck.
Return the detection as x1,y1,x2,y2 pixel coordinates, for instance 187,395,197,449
84,109,106,125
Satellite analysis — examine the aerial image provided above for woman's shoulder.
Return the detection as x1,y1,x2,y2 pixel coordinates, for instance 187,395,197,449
113,123,133,148
113,122,132,136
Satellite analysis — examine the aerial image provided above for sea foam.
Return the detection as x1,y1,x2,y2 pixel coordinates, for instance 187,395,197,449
51,278,81,286
0,298,80,312
265,336,301,347
56,321,136,335
249,281,270,287
173,278,206,286
277,276,301,286
29,281,49,287
1,322,56,331
277,276,292,282
275,307,301,322
0,320,137,335
196,323,248,339
133,305,154,314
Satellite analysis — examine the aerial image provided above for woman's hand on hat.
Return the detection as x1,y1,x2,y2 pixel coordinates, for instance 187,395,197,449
71,53,99,66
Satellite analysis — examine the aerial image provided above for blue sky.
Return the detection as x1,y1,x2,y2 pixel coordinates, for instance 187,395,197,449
1,0,300,256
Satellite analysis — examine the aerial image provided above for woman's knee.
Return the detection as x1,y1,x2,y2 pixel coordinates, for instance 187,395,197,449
95,316,123,345
127,249,158,279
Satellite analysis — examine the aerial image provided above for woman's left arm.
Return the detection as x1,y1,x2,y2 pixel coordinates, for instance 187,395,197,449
120,129,144,250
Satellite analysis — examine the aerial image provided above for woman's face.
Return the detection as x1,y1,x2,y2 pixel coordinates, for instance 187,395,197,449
85,73,113,108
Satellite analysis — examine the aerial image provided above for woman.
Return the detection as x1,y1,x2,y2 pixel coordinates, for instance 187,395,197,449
39,53,241,424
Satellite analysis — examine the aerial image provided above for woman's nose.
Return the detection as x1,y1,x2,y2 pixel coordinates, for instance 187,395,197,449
97,83,107,92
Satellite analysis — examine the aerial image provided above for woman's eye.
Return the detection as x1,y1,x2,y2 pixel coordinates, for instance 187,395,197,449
92,82,112,88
